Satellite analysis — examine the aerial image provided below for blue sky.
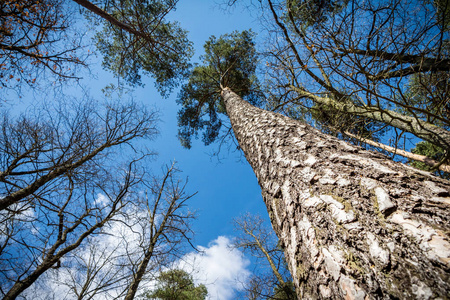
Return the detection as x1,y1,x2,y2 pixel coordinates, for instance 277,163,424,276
4,1,444,298
135,3,274,297
142,2,270,246
98,1,270,298
75,0,269,246
4,2,272,298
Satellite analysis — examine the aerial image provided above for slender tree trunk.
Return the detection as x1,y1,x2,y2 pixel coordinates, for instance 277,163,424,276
343,131,450,173
289,86,450,151
123,242,156,300
221,87,450,299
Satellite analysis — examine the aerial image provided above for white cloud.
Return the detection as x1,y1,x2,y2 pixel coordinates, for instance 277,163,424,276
177,236,251,300
15,205,251,300
19,202,152,300
94,193,109,207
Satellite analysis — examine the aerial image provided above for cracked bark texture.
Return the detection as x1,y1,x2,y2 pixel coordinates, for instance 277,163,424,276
221,88,450,299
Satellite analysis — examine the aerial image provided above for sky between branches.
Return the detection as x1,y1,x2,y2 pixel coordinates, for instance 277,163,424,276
8,1,269,299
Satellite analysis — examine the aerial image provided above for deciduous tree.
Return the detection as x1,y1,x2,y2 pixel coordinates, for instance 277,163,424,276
123,163,197,300
0,0,87,95
257,0,449,166
0,97,158,298
233,213,295,300
18,163,197,300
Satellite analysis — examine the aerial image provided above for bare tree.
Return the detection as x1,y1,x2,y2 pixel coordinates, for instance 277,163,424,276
17,163,197,300
257,0,449,164
122,163,197,300
1,159,137,300
0,97,157,211
58,241,131,299
233,213,295,300
0,0,89,96
0,97,160,299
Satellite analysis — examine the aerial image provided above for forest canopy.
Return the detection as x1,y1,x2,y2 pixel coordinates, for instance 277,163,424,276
178,0,449,175
1,0,450,299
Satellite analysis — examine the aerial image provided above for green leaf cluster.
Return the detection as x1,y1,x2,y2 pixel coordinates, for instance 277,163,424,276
410,141,448,178
401,72,450,129
176,30,262,148
144,269,207,300
286,0,349,28
273,281,296,300
94,0,193,97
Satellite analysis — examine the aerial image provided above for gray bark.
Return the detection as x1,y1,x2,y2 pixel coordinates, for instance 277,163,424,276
221,87,450,299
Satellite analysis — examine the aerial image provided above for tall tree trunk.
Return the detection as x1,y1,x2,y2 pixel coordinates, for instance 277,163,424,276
221,87,450,299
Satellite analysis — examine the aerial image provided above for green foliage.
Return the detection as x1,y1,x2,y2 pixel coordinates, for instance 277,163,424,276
310,100,388,143
410,141,449,178
94,0,193,96
273,281,296,300
144,269,207,300
286,0,349,28
176,30,262,148
401,71,449,177
401,72,450,130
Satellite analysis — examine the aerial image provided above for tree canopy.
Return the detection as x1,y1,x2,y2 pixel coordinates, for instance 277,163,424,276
0,0,194,99
0,0,87,95
145,269,207,300
88,0,194,96
191,0,449,175
257,0,449,166
176,0,450,174
176,30,263,148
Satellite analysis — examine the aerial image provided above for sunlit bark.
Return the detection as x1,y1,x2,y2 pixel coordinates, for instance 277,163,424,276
222,87,450,299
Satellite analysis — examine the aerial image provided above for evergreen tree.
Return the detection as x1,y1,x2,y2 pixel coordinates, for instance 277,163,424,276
177,30,450,299
145,269,207,300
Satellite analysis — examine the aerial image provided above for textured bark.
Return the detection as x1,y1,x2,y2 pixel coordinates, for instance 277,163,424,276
221,88,450,299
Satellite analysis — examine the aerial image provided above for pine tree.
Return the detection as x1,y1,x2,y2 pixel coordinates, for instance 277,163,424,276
177,30,450,299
